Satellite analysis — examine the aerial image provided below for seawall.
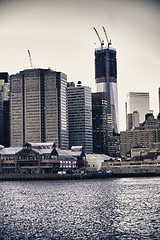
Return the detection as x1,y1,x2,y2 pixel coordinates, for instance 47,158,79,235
0,172,160,181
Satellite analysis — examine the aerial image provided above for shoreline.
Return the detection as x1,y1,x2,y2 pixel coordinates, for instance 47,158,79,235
1,172,160,181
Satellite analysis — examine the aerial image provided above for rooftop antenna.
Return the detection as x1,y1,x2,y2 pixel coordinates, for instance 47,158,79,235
102,26,112,48
93,27,104,49
27,50,33,69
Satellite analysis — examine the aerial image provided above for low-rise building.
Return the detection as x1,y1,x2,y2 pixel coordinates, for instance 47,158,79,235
0,142,77,174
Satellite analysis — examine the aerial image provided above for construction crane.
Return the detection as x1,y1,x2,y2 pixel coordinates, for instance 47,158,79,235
93,27,104,49
27,50,33,69
102,26,111,48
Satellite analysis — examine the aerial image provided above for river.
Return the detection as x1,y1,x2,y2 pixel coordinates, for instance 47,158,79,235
1,177,160,239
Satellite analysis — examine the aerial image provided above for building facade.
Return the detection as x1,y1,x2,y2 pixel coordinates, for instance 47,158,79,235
67,82,93,153
126,92,150,124
10,68,68,149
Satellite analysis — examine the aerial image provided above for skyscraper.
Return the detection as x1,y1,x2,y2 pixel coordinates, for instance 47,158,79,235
92,92,108,154
92,28,119,155
0,72,10,146
127,92,150,124
10,68,68,149
67,82,93,153
95,45,119,133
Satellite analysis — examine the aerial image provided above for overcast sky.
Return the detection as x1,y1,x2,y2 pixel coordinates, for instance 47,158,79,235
0,0,160,131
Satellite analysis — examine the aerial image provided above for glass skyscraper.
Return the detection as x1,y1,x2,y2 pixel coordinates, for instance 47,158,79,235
10,68,68,149
127,92,150,124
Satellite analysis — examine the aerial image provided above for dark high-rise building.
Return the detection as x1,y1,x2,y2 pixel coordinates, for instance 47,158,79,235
0,73,10,146
92,92,108,154
92,28,119,155
67,82,93,153
95,46,119,133
10,68,68,149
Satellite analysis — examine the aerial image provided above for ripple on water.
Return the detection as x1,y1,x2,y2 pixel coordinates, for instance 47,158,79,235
0,178,160,239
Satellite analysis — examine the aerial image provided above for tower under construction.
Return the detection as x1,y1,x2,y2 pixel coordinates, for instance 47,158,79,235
92,27,120,156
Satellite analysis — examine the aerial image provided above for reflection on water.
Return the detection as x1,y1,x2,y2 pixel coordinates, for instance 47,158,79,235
1,177,160,239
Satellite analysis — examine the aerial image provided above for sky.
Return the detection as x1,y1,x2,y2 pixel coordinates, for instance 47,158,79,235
0,0,160,131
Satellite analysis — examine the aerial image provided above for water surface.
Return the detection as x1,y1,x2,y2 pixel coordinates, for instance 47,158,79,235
1,177,160,239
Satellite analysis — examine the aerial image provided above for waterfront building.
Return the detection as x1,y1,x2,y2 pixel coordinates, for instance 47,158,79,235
67,146,87,168
67,82,93,153
101,158,160,174
10,68,68,149
0,142,77,174
86,153,113,171
0,72,10,146
126,92,150,124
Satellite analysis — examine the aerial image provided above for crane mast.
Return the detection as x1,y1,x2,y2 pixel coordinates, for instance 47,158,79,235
27,50,33,69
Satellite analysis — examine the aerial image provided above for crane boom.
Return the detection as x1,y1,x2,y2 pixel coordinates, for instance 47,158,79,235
93,27,104,48
27,50,33,69
102,26,111,48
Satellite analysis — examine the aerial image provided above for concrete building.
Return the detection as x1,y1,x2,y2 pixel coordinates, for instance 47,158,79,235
10,69,68,149
120,114,160,157
126,111,139,130
67,82,93,153
126,92,150,124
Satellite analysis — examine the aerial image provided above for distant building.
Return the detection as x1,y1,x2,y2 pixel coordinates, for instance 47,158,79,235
120,113,160,157
126,92,150,124
67,82,93,153
10,68,68,149
126,111,139,130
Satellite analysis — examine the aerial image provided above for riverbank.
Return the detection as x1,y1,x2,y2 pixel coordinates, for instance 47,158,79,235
1,172,160,181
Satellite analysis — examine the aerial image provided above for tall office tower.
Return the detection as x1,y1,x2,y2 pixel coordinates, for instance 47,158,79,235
67,82,93,153
0,73,10,146
10,69,68,148
92,92,108,154
94,43,119,133
127,92,150,123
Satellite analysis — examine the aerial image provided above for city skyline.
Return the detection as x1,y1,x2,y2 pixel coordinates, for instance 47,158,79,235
0,0,160,131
